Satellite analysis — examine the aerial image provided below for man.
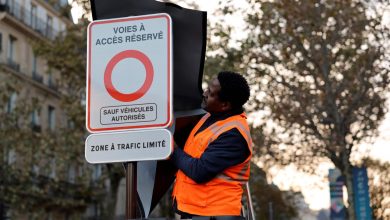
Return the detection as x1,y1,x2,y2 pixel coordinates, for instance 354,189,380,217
170,71,252,219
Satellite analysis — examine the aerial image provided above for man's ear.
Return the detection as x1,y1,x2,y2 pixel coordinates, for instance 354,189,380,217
221,101,232,111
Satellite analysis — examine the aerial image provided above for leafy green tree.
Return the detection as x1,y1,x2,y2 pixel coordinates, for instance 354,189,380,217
237,0,390,219
205,0,389,219
199,6,300,219
0,18,108,218
1,0,134,218
33,20,126,219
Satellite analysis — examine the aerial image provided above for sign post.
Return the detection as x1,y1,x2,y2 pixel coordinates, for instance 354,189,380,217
126,162,137,219
85,13,172,219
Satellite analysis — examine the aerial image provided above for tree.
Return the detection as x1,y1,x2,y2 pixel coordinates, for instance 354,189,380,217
361,158,390,219
249,163,298,220
33,19,126,219
236,0,390,219
0,17,109,218
36,1,127,217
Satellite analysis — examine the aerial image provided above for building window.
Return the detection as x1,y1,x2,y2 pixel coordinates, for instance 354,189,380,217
7,92,17,113
48,105,56,130
48,69,53,84
0,32,2,52
11,0,21,17
8,0,15,15
30,4,37,29
32,53,43,83
47,69,58,91
46,15,53,39
7,149,16,164
32,53,37,74
7,35,19,71
7,35,16,61
31,109,41,132
50,159,56,178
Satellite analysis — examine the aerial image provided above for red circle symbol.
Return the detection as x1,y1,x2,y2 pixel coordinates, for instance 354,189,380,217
104,50,154,102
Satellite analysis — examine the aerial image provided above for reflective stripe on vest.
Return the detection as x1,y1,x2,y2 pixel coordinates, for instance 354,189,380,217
207,120,252,147
216,162,250,184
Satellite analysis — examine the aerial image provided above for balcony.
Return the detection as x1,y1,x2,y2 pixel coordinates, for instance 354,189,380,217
0,1,59,40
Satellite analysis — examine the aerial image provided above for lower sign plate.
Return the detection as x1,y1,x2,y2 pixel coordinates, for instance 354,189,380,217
85,129,172,163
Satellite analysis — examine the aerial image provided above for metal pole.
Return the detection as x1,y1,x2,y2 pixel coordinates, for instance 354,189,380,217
126,162,137,219
268,202,273,220
245,182,256,220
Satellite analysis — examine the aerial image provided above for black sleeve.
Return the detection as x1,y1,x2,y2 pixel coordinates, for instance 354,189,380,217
170,128,250,184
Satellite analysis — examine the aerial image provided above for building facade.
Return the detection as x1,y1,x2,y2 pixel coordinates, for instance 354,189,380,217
0,0,68,129
0,0,105,219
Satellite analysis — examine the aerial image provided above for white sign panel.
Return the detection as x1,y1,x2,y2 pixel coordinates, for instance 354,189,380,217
86,13,172,133
85,129,172,163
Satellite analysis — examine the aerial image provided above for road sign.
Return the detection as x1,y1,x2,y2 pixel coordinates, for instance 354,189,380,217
86,13,172,133
85,129,172,163
329,168,346,220
353,167,372,220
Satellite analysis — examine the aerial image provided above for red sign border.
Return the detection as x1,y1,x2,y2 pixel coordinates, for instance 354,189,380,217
86,14,172,133
104,50,154,102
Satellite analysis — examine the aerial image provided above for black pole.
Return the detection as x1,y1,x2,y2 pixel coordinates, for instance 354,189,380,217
126,162,137,219
268,202,273,220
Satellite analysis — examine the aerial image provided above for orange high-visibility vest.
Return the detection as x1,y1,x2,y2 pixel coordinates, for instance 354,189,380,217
172,113,253,216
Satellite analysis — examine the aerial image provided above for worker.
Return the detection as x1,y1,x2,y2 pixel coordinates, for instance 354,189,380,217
170,71,252,220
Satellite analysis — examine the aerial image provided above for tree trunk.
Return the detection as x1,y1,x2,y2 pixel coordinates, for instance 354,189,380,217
342,152,355,220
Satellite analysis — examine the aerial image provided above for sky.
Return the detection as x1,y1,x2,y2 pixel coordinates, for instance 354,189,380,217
72,0,390,217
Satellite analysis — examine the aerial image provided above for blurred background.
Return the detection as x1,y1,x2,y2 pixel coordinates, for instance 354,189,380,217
0,0,389,219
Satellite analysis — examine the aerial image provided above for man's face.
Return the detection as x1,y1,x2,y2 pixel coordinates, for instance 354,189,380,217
202,78,226,113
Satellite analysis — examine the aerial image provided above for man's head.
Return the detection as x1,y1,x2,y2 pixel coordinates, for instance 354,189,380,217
202,71,250,114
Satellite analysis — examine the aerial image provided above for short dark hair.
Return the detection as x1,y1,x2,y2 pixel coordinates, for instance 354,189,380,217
217,71,250,111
